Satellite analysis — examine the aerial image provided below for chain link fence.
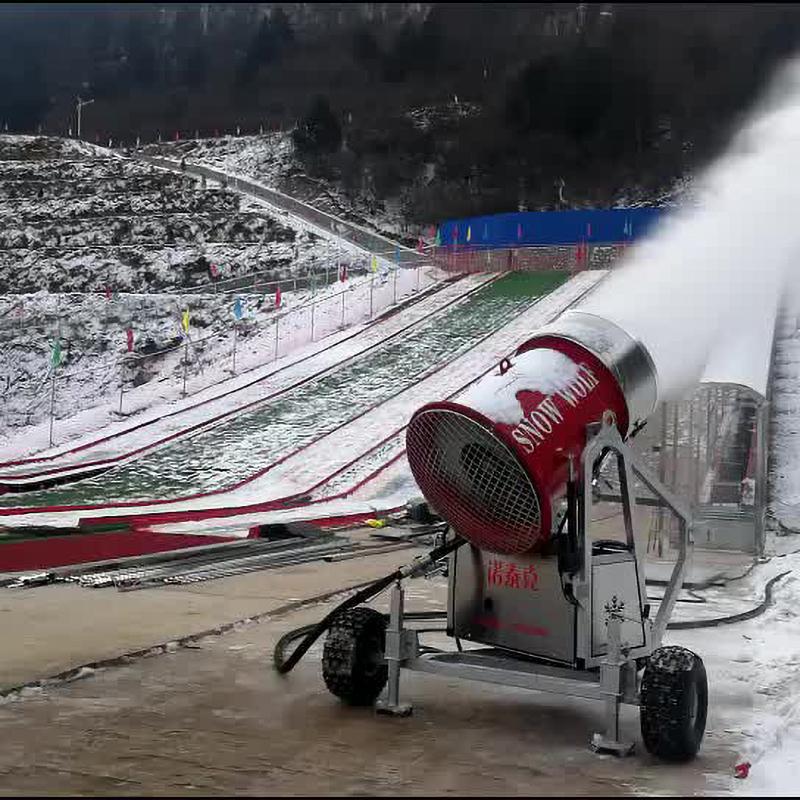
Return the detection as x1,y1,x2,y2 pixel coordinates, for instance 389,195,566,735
0,260,435,446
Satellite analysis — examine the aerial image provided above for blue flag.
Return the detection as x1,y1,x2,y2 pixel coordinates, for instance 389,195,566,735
233,297,243,320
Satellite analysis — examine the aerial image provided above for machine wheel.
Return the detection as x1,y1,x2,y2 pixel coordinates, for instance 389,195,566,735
640,646,708,762
322,607,388,706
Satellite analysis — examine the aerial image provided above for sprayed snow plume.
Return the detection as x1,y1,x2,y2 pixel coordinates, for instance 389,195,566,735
580,56,800,401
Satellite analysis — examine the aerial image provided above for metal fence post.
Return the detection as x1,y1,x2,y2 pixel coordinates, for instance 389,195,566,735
232,322,238,375
341,290,345,327
48,367,56,447
393,264,398,304
182,337,189,396
370,275,374,319
310,301,316,341
671,402,679,491
119,359,126,414
274,315,280,361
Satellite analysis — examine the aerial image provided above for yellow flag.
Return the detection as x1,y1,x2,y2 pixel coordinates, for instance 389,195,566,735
466,225,472,242
371,254,378,273
182,309,190,334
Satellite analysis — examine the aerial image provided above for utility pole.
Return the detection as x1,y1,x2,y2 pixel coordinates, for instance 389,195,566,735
76,96,94,140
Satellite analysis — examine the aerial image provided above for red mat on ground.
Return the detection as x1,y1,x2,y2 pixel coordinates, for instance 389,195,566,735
0,531,233,572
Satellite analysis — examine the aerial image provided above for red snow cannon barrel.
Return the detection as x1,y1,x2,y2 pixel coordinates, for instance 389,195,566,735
405,311,658,555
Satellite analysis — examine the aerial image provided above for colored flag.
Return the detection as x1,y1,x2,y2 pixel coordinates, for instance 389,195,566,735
466,226,471,243
233,297,243,321
416,236,425,253
209,263,220,279
126,328,134,352
51,339,62,368
181,309,190,334
339,262,348,282
371,254,378,273
434,227,441,247
275,285,282,308
395,245,401,264
104,285,112,301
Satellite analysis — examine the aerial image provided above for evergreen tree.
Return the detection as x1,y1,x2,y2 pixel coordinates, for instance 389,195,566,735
293,95,342,155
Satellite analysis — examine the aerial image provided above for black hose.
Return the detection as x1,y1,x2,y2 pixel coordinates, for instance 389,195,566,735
667,570,791,630
273,536,463,675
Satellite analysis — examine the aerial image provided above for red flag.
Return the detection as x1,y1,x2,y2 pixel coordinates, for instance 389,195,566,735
209,263,219,279
126,328,134,352
104,285,112,301
339,263,348,282
417,236,425,253
275,285,282,308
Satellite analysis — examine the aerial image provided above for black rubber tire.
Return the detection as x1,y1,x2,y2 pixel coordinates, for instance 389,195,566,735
322,607,388,706
640,646,708,762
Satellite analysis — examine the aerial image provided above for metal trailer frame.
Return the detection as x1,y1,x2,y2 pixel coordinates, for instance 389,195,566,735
375,418,694,755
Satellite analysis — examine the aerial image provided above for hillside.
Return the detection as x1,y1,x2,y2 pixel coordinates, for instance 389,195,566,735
0,134,404,451
1,3,798,225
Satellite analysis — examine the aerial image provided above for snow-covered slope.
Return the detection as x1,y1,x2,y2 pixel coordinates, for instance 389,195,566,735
0,135,417,453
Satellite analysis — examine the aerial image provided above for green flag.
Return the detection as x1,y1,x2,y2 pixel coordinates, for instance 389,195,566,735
51,339,62,368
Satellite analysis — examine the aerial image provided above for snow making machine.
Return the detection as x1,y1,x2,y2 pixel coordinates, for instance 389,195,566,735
290,311,707,761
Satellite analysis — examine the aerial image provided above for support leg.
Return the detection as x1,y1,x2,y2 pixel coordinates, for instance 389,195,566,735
376,580,413,717
591,617,635,756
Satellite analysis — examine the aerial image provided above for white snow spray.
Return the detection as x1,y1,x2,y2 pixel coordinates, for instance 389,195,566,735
579,56,800,402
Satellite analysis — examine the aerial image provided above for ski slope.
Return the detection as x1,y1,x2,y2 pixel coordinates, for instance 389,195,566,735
0,271,602,533
0,273,489,488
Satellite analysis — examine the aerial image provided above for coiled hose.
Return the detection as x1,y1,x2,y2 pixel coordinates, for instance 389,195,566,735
273,536,464,674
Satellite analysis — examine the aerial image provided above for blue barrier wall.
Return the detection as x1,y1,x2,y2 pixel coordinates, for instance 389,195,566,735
438,208,663,248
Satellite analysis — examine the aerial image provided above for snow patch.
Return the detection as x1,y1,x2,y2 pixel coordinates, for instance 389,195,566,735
459,347,581,425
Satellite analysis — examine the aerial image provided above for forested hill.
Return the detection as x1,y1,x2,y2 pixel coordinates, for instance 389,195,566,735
3,3,800,216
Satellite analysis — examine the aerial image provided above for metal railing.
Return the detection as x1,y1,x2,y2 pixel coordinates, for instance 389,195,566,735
600,384,768,556
137,155,430,267
1,261,434,446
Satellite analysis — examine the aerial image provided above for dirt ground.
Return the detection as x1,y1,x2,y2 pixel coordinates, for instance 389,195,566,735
0,543,747,797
